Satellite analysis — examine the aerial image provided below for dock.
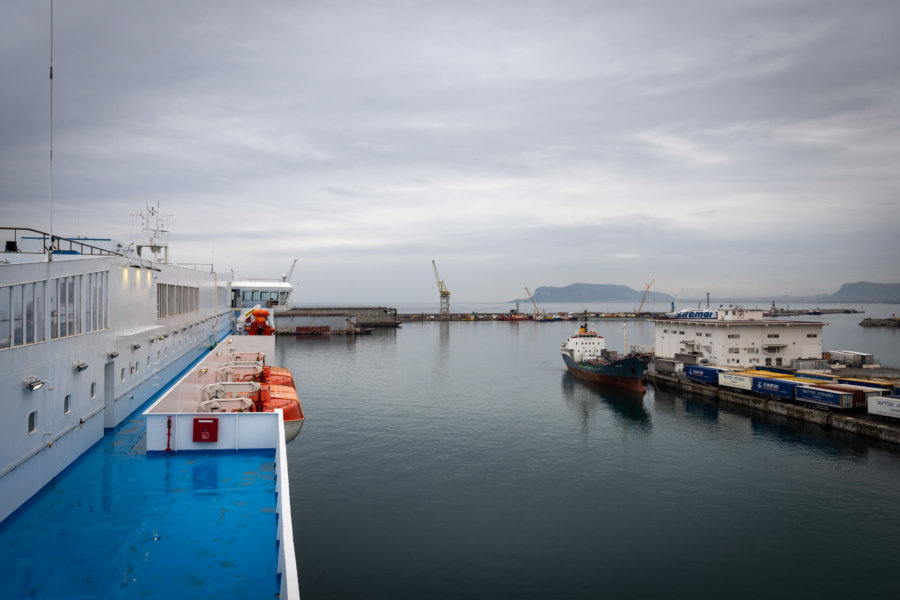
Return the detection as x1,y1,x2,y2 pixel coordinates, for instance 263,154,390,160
398,312,666,322
765,307,864,317
644,368,900,445
275,307,400,334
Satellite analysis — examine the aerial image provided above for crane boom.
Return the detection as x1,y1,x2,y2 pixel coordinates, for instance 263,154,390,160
525,287,542,317
636,278,655,314
282,258,298,282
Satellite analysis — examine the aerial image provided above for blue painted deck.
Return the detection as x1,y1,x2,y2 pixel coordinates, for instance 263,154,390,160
0,412,279,599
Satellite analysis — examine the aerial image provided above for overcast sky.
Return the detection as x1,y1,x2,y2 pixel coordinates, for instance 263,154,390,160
2,0,898,303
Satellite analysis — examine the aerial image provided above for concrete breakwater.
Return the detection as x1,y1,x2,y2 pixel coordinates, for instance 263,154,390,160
645,371,900,445
859,317,900,328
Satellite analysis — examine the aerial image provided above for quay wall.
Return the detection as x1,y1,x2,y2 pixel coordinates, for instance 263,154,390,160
281,307,399,328
645,371,900,445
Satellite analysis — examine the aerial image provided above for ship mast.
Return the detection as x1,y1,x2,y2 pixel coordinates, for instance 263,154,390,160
48,0,54,259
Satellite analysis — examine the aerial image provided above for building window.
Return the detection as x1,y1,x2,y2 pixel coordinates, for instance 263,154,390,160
729,348,740,354
121,368,126,382
28,411,37,435
64,394,71,414
728,334,740,339
807,333,818,338
767,334,780,339
90,382,96,399
776,358,783,366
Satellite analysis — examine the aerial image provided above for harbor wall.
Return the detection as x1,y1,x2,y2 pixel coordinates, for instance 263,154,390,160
645,371,900,445
279,307,399,329
274,313,361,335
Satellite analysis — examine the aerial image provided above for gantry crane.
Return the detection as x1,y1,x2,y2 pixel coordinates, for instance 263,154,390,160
432,260,450,320
636,279,655,314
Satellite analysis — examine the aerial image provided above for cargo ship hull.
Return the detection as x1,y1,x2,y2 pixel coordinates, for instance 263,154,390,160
561,353,648,392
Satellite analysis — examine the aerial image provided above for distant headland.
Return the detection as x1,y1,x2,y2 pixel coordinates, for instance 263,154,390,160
509,281,900,304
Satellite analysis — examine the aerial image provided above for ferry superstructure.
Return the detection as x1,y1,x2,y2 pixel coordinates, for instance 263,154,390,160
1,222,231,522
0,218,301,598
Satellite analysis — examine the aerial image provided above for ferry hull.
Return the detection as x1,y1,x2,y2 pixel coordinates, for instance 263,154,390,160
562,353,648,393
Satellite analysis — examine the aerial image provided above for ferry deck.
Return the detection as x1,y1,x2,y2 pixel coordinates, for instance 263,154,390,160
0,397,282,599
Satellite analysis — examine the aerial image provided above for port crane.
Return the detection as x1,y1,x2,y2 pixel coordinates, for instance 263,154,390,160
282,259,298,282
670,288,683,312
432,260,450,320
636,279,655,314
525,287,544,318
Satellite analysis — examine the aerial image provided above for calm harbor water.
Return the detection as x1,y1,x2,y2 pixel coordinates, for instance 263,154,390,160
280,304,900,599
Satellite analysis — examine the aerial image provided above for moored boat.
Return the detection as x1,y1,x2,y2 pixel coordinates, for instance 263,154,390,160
560,316,649,392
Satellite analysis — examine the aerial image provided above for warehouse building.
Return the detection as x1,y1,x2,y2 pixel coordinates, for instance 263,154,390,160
653,306,825,368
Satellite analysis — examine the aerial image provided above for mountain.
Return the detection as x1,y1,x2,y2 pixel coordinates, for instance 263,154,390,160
827,282,900,303
511,283,674,304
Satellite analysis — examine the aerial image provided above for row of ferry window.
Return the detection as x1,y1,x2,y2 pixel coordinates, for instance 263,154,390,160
157,283,199,318
234,290,289,303
27,385,96,435
119,325,202,381
25,323,208,435
0,272,109,350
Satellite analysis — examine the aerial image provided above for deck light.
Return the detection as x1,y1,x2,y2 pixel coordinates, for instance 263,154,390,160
131,343,142,350
22,376,44,391
199,368,209,375
73,360,89,372
107,350,119,359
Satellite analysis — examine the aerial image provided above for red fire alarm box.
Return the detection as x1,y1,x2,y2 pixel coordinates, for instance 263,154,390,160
193,417,218,442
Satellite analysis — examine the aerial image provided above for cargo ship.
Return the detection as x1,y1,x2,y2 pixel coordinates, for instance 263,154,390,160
560,317,649,392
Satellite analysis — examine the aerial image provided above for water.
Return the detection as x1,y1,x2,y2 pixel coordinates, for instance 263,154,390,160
280,309,900,599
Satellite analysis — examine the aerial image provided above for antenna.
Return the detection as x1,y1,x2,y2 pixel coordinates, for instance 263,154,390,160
48,0,54,258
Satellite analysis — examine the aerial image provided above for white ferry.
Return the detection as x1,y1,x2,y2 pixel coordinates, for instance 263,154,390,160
0,210,232,521
0,210,301,598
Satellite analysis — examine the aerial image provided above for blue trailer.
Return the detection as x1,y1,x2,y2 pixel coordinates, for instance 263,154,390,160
684,365,724,384
752,377,807,400
796,385,854,410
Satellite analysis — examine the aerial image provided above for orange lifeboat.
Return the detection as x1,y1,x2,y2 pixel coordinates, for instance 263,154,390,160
245,309,275,336
262,365,295,388
251,383,304,442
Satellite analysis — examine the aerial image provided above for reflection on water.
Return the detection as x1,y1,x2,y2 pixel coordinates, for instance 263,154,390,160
650,382,872,460
561,373,650,431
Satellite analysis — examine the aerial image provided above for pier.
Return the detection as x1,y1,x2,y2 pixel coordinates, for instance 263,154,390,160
397,312,666,322
645,369,900,445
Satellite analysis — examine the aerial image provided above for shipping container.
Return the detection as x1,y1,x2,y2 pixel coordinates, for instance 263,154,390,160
795,386,854,410
684,365,724,384
749,370,794,379
816,383,882,409
836,378,895,393
752,377,807,399
718,372,754,391
795,371,839,382
753,366,795,375
868,396,900,419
